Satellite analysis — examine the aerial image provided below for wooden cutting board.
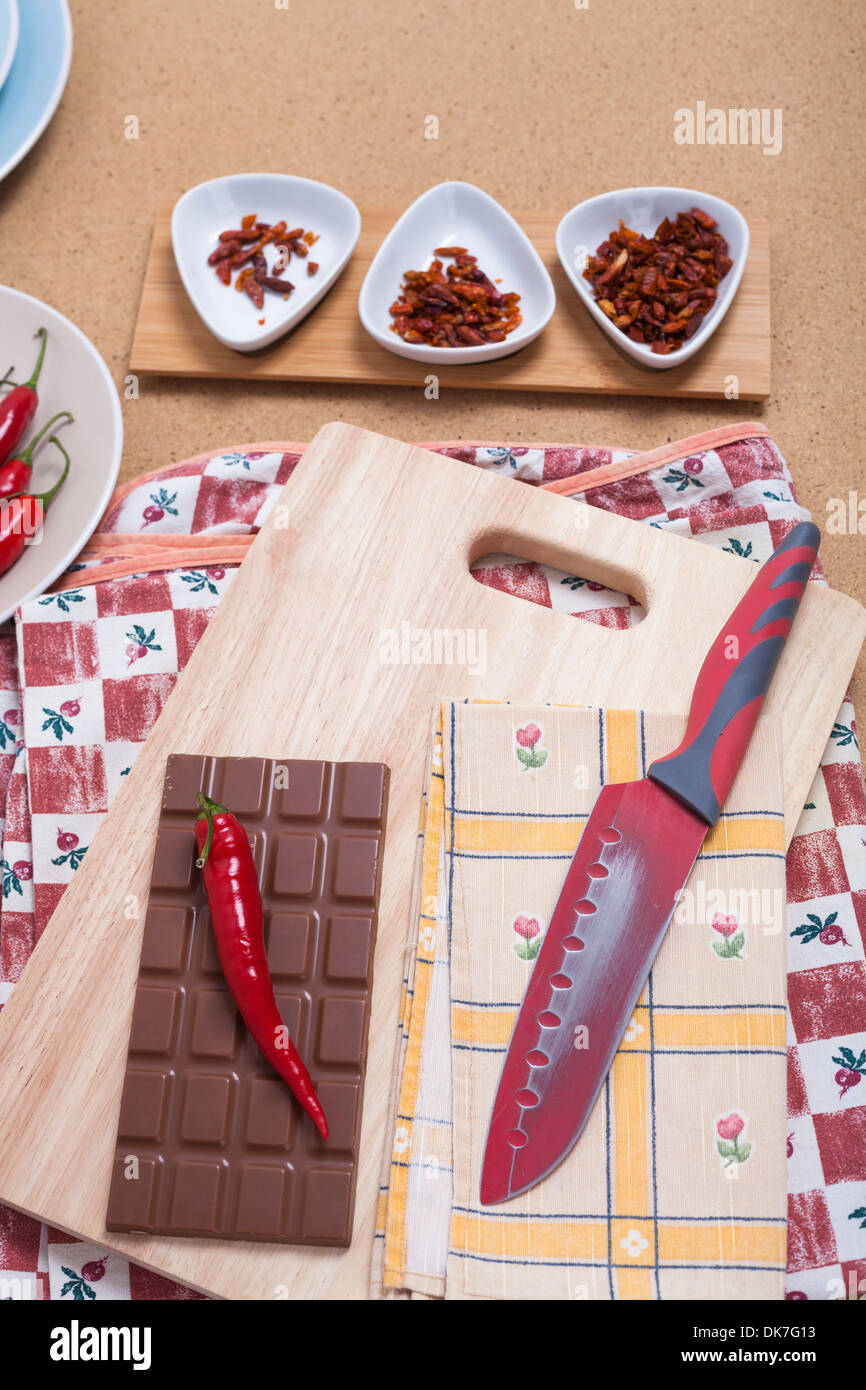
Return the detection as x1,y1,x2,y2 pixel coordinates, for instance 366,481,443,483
130,206,770,400
0,424,861,1300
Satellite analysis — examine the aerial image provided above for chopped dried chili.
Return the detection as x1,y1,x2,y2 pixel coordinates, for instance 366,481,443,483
389,248,521,347
582,207,733,354
206,213,321,317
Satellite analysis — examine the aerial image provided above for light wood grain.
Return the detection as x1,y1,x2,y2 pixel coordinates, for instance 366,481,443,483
130,208,770,401
0,423,860,1300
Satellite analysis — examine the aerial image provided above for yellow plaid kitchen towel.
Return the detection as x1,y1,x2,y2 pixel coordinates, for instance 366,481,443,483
372,701,788,1300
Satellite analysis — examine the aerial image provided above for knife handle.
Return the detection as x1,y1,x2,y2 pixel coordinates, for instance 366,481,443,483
648,521,820,824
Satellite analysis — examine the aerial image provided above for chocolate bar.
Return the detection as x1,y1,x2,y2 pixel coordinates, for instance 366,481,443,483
106,754,389,1247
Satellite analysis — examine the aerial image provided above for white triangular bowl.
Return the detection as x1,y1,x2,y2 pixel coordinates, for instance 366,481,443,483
359,181,556,364
172,172,361,353
556,186,749,371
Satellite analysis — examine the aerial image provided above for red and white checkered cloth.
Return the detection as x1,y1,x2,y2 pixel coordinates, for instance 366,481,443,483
0,432,863,1301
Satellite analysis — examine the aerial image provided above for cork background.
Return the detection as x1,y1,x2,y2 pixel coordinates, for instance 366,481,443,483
0,0,863,708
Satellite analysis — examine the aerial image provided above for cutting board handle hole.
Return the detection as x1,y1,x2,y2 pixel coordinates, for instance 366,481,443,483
470,547,645,625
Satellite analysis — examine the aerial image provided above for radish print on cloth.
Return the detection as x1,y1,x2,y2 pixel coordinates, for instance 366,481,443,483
791,911,851,949
141,488,179,528
1,858,31,897
663,460,705,491
0,708,17,750
124,626,162,668
41,702,80,742
52,828,87,871
832,1046,866,1099
59,1255,108,1301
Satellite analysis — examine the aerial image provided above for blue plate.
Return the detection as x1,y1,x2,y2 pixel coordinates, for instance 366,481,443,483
0,2,20,96
0,0,72,184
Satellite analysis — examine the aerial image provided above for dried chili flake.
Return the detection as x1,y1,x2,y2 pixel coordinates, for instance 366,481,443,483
388,248,521,348
207,213,321,318
583,207,733,354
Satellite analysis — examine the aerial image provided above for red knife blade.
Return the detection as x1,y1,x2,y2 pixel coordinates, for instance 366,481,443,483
480,521,820,1205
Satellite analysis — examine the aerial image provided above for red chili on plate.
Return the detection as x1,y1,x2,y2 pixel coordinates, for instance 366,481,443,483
0,328,48,465
0,436,71,578
0,410,73,499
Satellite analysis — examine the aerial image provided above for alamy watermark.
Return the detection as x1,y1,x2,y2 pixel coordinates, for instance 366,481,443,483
674,102,782,156
379,621,487,676
826,491,866,535
674,881,784,933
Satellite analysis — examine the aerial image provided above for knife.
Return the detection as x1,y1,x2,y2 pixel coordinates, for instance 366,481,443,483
480,520,820,1205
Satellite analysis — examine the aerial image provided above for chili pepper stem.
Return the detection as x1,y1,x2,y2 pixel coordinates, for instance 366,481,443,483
24,329,48,391
17,410,74,465
195,790,228,868
0,367,16,389
38,437,71,507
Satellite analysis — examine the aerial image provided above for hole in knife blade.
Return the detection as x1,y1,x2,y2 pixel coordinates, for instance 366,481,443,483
574,899,596,915
550,973,572,989
586,862,609,879
515,1088,539,1108
526,1049,549,1067
562,936,585,951
507,1129,528,1149
538,1010,561,1028
598,827,622,844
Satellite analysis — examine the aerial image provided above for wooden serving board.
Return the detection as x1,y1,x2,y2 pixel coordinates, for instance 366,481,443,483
131,206,771,400
0,424,860,1300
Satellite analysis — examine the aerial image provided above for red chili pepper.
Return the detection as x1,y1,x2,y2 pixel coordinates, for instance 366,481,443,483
0,410,73,499
194,792,329,1139
260,276,294,295
0,435,70,577
218,229,263,243
0,328,48,465
207,241,239,266
243,275,264,310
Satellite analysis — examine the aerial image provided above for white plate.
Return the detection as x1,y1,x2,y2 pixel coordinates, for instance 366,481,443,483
556,187,749,371
358,181,556,365
0,287,123,623
0,0,72,186
172,173,361,352
0,0,19,97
